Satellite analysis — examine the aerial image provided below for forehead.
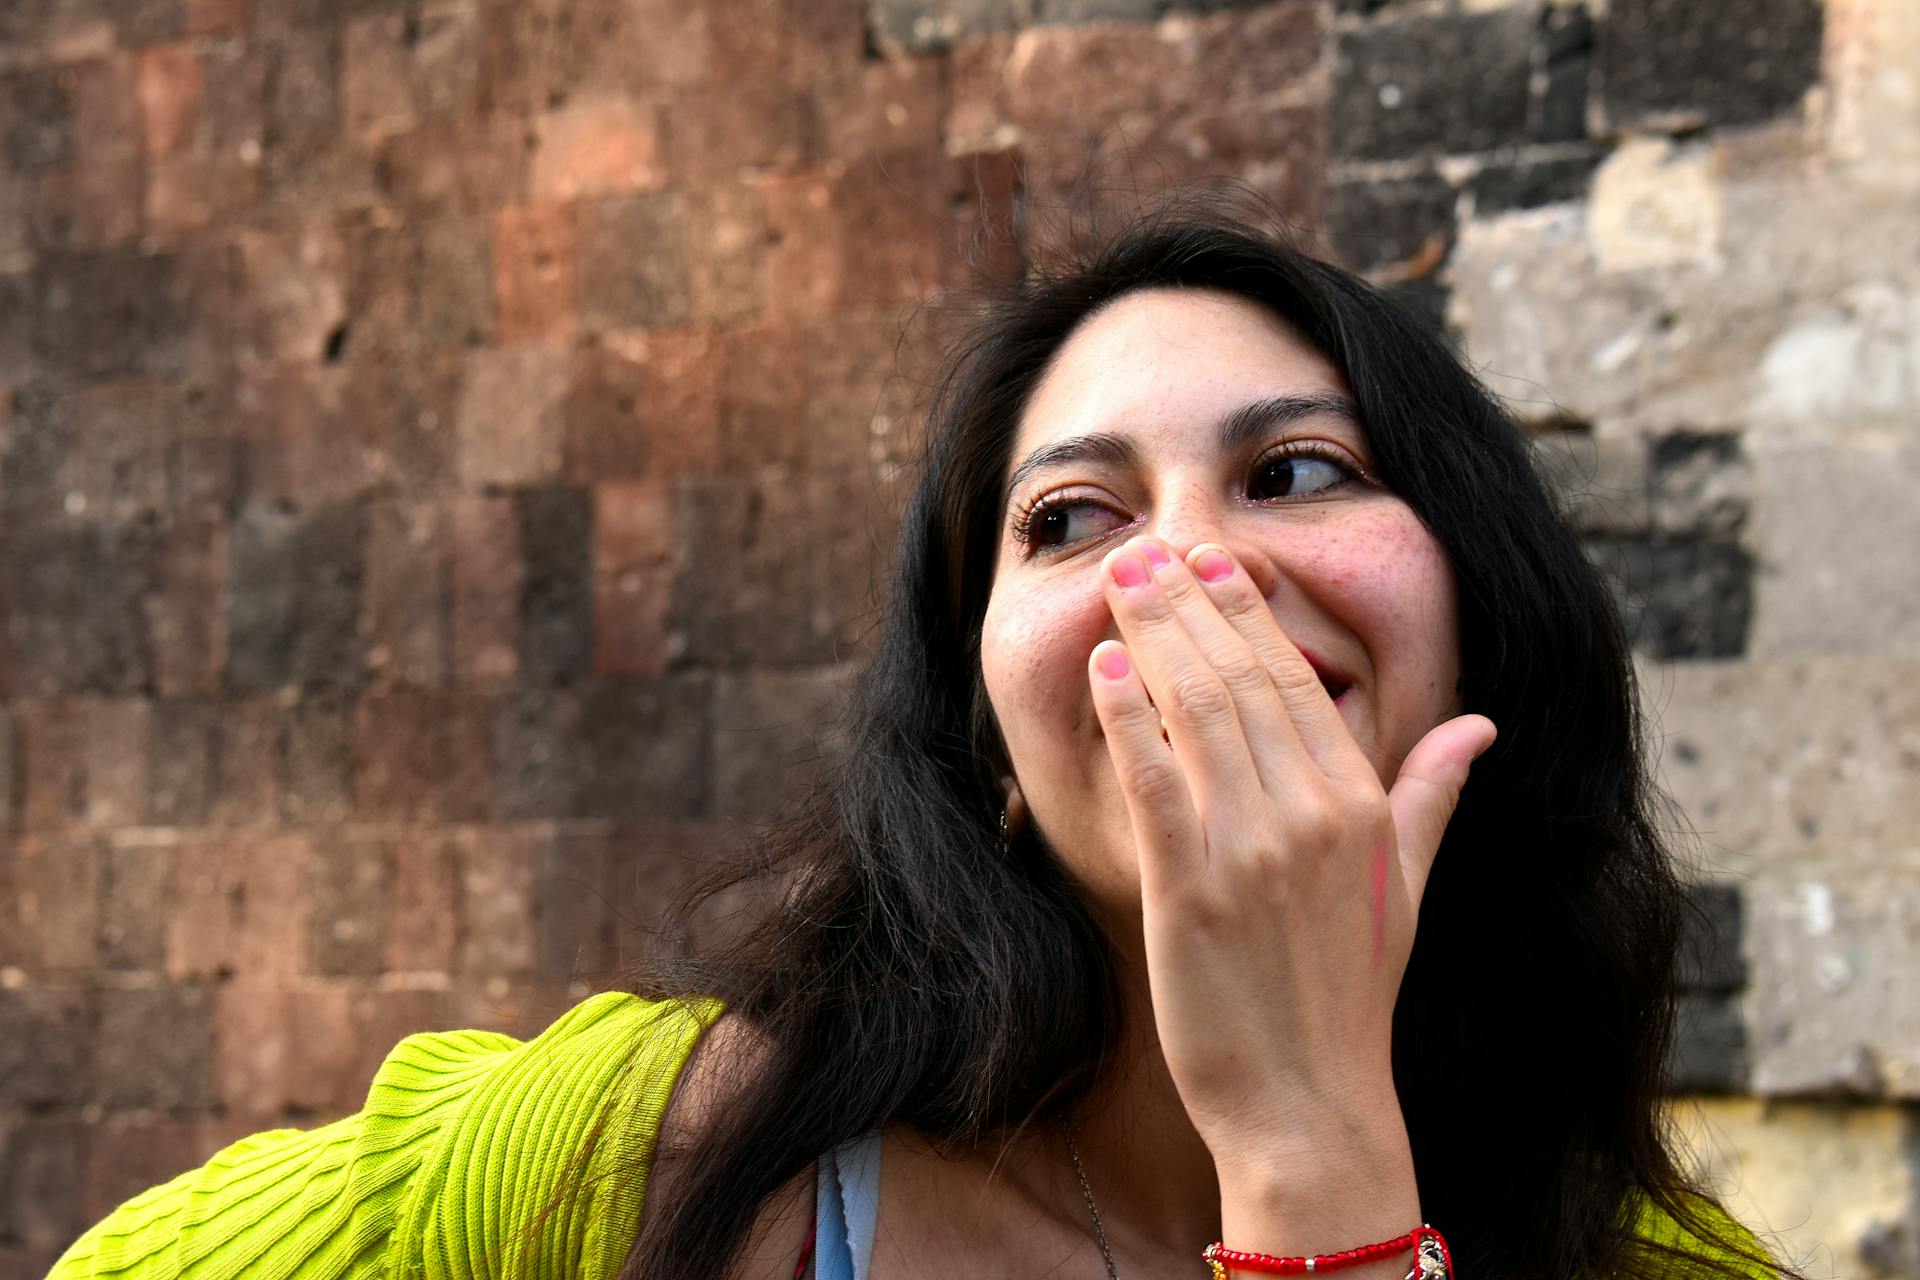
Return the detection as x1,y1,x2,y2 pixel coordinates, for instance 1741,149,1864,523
1012,286,1351,456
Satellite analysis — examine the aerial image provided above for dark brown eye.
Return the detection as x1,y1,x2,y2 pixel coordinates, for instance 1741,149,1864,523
1249,453,1350,501
1032,501,1125,548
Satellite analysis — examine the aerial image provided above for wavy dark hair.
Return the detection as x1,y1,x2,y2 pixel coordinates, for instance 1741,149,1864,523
618,188,1790,1280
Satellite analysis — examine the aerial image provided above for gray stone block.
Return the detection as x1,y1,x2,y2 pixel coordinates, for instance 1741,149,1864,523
1330,8,1534,160
1582,531,1753,660
93,985,215,1110
1670,991,1750,1093
6,518,158,695
1598,0,1822,132
1678,882,1747,994
712,668,850,825
516,487,592,688
1323,169,1456,274
228,502,366,692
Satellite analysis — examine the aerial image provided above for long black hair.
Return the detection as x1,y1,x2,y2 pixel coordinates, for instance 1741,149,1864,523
619,186,1790,1280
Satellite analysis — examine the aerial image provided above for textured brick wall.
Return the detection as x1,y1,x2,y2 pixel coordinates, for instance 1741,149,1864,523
1,0,1915,1275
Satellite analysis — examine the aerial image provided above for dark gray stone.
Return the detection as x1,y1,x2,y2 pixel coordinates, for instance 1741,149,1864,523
1330,8,1534,160
1598,0,1823,132
516,488,591,687
1323,169,1456,273
1467,153,1602,216
228,501,366,691
491,689,586,819
1677,882,1746,994
0,987,93,1107
146,700,220,826
30,250,193,382
99,843,173,971
6,518,158,694
1668,991,1749,1093
282,691,352,824
94,985,215,1110
1582,532,1754,660
574,679,713,821
1,68,73,171
1535,5,1593,143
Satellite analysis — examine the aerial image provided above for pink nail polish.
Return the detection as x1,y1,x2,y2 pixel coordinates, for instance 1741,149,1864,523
1193,548,1233,583
1138,541,1170,568
1095,645,1130,679
1111,553,1149,588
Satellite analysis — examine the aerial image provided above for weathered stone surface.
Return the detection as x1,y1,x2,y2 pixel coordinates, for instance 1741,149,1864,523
1582,531,1752,660
99,840,173,971
1597,0,1823,132
573,678,715,821
1746,433,1920,660
0,986,93,1107
1652,657,1920,880
29,249,193,381
1587,137,1721,274
1671,1098,1920,1278
457,828,541,976
94,984,215,1109
6,518,157,695
308,836,390,975
1669,992,1749,1094
515,487,592,687
1323,168,1455,273
456,344,569,487
712,668,849,825
228,502,365,692
574,191,690,330
1330,8,1534,160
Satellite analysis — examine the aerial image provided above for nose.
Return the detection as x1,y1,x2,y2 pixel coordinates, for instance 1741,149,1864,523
1147,499,1283,600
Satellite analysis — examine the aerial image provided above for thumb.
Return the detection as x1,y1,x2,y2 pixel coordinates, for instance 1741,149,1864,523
1386,713,1497,904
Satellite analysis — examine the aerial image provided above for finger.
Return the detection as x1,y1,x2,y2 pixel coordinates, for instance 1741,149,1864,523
1185,542,1375,784
1123,536,1313,796
1101,541,1265,821
1386,714,1496,904
1087,639,1204,888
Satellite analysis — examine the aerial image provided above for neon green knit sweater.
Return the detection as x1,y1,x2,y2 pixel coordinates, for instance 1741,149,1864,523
49,992,722,1280
51,991,1777,1279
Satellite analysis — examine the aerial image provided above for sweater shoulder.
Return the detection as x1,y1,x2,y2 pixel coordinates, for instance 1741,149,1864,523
49,991,724,1280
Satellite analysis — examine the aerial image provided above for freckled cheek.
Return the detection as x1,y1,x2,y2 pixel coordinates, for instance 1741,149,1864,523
981,577,1116,743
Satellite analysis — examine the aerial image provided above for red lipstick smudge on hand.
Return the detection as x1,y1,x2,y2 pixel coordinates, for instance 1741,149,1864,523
1370,836,1391,964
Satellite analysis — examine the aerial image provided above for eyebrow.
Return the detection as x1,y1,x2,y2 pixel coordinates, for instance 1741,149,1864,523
1001,391,1365,507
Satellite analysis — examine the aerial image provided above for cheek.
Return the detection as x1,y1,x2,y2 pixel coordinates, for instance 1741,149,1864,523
981,573,1116,758
1293,509,1460,696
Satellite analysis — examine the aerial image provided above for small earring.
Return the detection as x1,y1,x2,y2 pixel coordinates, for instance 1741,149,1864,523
998,808,1010,851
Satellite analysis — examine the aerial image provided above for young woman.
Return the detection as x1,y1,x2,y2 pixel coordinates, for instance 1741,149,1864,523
52,192,1787,1280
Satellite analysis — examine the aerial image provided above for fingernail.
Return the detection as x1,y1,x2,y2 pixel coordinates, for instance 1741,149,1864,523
1192,547,1233,583
1137,540,1170,569
1110,553,1150,588
1094,644,1131,679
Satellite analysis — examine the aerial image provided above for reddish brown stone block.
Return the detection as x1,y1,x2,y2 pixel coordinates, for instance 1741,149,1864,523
715,313,904,470
363,498,450,688
98,837,174,971
14,835,100,971
663,83,816,179
529,96,664,203
563,329,721,482
492,203,577,345
209,697,279,828
146,698,218,826
377,115,528,213
385,834,458,972
282,982,359,1113
451,495,522,687
410,6,482,121
593,478,674,680
185,0,251,35
574,190,690,330
235,365,369,505
456,827,540,976
281,692,351,825
308,835,389,976
234,219,349,365
442,692,494,823
343,12,417,143
351,689,454,821
136,43,204,159
815,54,945,161
146,150,261,238
418,216,495,349
83,698,151,829
761,155,947,317
150,513,228,697
456,344,569,487
538,827,616,981
0,985,94,1106
341,985,454,1102
213,981,291,1117
17,700,88,833
165,834,310,981
683,179,766,323
38,55,145,250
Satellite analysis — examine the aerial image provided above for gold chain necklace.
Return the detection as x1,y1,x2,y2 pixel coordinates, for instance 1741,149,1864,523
1063,1119,1120,1280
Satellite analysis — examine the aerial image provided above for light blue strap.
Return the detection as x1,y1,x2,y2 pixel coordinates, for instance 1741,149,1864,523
812,1132,883,1280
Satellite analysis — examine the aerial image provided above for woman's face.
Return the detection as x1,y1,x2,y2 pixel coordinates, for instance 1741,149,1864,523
980,287,1463,913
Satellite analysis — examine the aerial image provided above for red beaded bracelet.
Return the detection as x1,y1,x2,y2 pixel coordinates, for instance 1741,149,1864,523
1202,1223,1452,1278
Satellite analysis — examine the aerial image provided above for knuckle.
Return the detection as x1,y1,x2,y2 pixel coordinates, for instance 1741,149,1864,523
1288,792,1344,848
1271,657,1324,701
1212,652,1270,698
1123,756,1183,806
1109,697,1164,738
1166,672,1234,724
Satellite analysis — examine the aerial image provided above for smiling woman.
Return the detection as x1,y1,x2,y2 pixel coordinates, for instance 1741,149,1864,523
50,190,1792,1280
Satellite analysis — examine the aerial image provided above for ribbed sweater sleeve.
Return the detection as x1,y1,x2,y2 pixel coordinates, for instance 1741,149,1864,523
48,991,724,1280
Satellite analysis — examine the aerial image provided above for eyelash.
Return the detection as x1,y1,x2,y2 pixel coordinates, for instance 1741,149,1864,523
1008,441,1376,557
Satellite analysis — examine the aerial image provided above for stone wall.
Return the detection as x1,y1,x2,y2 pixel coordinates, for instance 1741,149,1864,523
0,0,1913,1275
